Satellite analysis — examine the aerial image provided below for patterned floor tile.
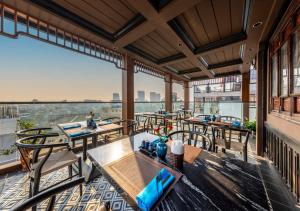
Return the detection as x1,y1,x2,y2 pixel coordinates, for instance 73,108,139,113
0,167,133,211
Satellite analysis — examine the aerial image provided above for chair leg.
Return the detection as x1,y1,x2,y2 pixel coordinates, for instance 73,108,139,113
243,146,248,162
46,195,56,211
29,177,33,197
78,157,83,196
68,165,72,178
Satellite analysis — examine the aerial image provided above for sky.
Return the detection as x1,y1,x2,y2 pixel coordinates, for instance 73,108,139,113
0,35,184,101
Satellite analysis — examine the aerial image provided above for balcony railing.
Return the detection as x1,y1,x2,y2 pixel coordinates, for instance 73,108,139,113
0,101,255,165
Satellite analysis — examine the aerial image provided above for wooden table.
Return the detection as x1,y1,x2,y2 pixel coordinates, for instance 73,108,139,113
135,112,178,133
184,117,250,151
58,121,123,160
87,132,269,210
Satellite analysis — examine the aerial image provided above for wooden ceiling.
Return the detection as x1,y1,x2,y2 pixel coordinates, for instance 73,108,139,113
2,0,289,81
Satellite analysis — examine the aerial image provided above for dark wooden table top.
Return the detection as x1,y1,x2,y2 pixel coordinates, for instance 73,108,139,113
87,132,269,210
57,121,123,140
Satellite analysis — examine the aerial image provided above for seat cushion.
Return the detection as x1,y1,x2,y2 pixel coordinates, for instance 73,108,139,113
31,150,78,176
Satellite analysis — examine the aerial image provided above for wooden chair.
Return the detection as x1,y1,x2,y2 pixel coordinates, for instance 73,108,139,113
220,116,241,123
11,177,111,211
212,126,250,162
101,116,121,123
135,116,154,133
16,127,58,138
116,119,137,136
15,134,83,199
167,130,212,151
182,114,210,133
219,116,242,141
16,128,62,170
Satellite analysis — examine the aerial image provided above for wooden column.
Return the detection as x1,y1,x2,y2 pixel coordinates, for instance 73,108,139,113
165,74,172,112
242,72,250,121
256,43,268,156
122,54,134,135
184,81,190,110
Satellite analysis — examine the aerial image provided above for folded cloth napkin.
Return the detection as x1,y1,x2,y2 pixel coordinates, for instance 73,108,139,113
231,121,241,127
136,168,175,211
62,123,81,130
69,130,92,138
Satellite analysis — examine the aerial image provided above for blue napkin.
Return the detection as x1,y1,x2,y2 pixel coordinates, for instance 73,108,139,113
62,123,81,130
69,130,92,138
231,121,241,127
136,168,175,211
204,116,211,121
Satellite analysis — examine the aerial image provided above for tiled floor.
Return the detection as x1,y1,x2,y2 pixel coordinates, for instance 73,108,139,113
0,167,133,211
0,133,298,210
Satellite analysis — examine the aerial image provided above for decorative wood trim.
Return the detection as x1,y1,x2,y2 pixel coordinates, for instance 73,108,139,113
265,122,300,202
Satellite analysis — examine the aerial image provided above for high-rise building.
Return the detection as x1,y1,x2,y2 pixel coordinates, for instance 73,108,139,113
136,91,145,102
112,93,120,101
172,92,177,102
150,92,161,102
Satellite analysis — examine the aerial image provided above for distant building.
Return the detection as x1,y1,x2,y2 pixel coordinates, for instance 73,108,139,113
172,92,177,102
150,92,161,102
136,91,145,102
112,93,120,101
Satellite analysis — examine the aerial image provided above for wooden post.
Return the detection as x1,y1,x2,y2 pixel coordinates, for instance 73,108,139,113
122,54,134,135
242,72,250,121
256,43,268,156
184,81,190,110
165,74,172,112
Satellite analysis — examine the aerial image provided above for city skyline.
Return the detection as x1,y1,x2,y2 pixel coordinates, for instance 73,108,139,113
0,35,186,101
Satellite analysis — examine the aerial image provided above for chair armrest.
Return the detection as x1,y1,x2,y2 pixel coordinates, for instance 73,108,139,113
11,177,85,211
16,134,68,149
17,127,53,134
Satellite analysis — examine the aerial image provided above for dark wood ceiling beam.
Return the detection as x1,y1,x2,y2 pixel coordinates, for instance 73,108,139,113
194,32,247,55
115,0,203,47
124,0,214,78
157,53,186,64
113,14,146,40
168,19,196,52
208,58,243,70
124,45,158,63
190,70,241,81
29,0,114,41
178,68,199,75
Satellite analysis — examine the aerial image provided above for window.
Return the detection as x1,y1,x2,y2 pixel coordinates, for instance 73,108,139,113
271,53,278,97
293,28,300,93
280,42,288,96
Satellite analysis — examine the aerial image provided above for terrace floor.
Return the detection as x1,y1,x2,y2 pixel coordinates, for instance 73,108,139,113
0,136,297,211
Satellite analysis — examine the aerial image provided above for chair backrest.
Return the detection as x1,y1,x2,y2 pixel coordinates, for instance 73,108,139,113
15,134,68,171
167,130,212,151
212,125,250,145
220,116,241,123
12,177,85,211
102,116,121,123
16,127,57,138
195,114,211,120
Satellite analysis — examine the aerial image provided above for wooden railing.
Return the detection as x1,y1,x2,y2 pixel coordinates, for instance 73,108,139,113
265,123,300,202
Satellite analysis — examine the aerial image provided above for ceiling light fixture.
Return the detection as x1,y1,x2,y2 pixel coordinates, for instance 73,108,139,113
252,21,263,28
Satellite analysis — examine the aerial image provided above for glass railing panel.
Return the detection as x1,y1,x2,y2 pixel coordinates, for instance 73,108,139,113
134,102,164,113
0,102,122,165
